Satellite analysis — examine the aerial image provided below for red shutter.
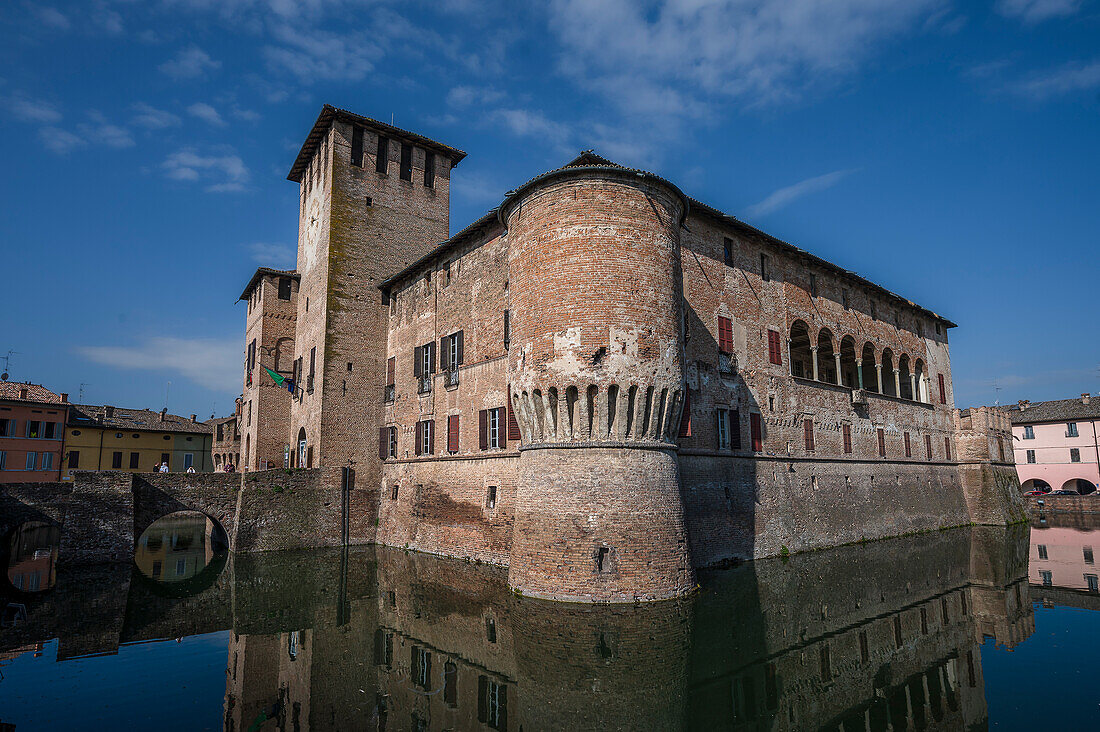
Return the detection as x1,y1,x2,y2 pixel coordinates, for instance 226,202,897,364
386,357,395,386
804,418,814,451
413,346,422,377
506,393,521,441
498,407,508,448
877,428,886,457
678,390,692,438
428,419,435,454
842,424,852,453
456,330,464,365
379,427,388,460
926,434,933,460
750,413,762,451
479,410,489,450
768,329,782,365
904,431,911,457
717,317,733,353
448,415,459,453
938,374,946,404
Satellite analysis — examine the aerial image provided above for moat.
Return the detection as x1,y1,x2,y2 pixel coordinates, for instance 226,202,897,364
1,514,1098,730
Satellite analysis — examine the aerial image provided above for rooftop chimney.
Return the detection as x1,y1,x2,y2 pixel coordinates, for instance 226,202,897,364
1018,399,1030,410
190,414,197,423
160,408,167,422
1083,394,1091,405
60,393,68,403
19,387,28,399
104,406,115,418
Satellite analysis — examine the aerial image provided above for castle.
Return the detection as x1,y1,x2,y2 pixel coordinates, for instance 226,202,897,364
238,105,1024,603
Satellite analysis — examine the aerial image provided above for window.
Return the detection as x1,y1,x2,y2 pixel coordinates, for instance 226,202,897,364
247,339,257,373
1084,546,1094,564
308,347,316,392
729,409,741,449
400,143,413,181
944,436,951,461
507,395,521,441
443,331,464,371
350,125,364,167
843,424,852,454
1067,422,1079,437
278,276,292,300
998,439,1006,461
1087,574,1099,593
925,434,933,460
424,151,435,188
842,289,850,310
444,661,458,706
760,253,770,281
130,452,140,469
375,135,389,173
870,301,877,320
68,450,78,469
904,431,911,458
25,421,41,439
414,342,436,378
717,316,734,354
386,356,396,386
722,237,733,266
717,409,730,450
877,428,886,457
40,452,53,470
412,647,431,690
503,309,511,350
184,453,194,471
0,418,12,436
391,483,399,500
44,422,57,439
809,273,817,297
477,676,507,731
479,407,506,450
1023,425,1035,439
415,420,434,455
0,451,5,470
112,451,122,469
486,485,497,510
750,412,762,451
767,329,782,365
448,415,459,453
804,418,815,451
1040,570,1052,586
1071,448,1081,463
938,374,946,404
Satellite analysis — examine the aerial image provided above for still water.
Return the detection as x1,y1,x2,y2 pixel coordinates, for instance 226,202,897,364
1,513,1098,730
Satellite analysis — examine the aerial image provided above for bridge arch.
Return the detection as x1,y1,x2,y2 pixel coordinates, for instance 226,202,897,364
132,474,239,557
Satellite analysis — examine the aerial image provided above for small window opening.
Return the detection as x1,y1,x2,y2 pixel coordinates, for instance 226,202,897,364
596,546,612,574
760,253,770,281
400,143,413,181
723,237,733,266
486,485,497,510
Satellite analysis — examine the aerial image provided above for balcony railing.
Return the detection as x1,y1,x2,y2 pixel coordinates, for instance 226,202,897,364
418,376,432,394
383,385,395,403
445,369,460,388
718,353,736,376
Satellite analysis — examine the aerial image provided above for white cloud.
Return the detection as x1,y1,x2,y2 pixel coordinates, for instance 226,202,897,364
263,23,380,82
744,169,857,218
39,127,85,154
162,149,250,192
78,337,242,393
131,102,181,129
79,112,135,148
996,0,1082,23
548,0,944,113
159,45,221,79
31,6,71,31
1010,59,1100,99
8,95,62,123
187,101,226,126
247,242,295,266
447,85,505,108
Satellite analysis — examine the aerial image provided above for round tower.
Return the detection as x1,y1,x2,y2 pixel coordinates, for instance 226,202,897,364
502,165,694,602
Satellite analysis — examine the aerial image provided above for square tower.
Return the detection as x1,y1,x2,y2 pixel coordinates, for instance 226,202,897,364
285,106,465,488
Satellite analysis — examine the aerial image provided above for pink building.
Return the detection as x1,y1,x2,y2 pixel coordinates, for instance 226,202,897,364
1029,523,1100,593
1007,394,1100,494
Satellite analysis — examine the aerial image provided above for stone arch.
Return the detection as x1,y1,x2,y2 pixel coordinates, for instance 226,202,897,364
817,328,838,384
1021,478,1051,493
839,336,858,388
132,477,238,558
898,354,913,400
881,348,897,397
789,320,812,379
295,428,306,468
134,509,230,595
914,358,928,402
565,386,579,440
546,387,559,439
861,342,878,392
586,385,599,439
1062,478,1096,495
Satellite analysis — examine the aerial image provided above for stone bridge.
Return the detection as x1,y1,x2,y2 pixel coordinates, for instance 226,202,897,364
0,468,379,566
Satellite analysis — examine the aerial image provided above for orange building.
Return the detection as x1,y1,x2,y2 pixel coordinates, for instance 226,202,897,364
0,382,70,483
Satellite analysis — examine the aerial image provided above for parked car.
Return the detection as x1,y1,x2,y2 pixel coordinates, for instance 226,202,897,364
1023,490,1046,497
1049,490,1079,496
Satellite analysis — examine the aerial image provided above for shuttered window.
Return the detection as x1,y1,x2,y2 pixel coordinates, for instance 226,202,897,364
375,136,389,173
904,431,912,457
351,126,364,167
925,434,933,460
716,409,729,449
379,427,388,460
750,413,762,451
730,409,741,449
479,409,488,450
842,424,852,454
506,393,521,441
938,374,946,404
804,419,815,451
767,330,782,365
877,428,886,457
386,357,395,386
717,317,734,354
415,420,434,455
441,331,464,371
448,414,459,453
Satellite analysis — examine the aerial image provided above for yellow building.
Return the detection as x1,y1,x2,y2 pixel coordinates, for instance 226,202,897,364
61,404,213,479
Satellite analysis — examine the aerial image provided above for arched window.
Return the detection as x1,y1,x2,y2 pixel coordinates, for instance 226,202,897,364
817,328,837,384
898,354,913,400
881,348,896,397
914,359,928,402
839,336,858,388
789,321,812,379
296,428,307,468
861,343,878,392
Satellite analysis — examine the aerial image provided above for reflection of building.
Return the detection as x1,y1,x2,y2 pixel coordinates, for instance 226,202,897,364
1005,394,1100,494
6,521,59,592
1030,523,1100,593
134,513,218,582
62,404,213,478
0,382,70,483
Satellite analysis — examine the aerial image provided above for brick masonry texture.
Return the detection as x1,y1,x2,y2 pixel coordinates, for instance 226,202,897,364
229,107,1025,602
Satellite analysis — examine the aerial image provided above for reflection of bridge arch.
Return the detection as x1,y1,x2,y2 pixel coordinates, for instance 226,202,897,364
132,475,239,557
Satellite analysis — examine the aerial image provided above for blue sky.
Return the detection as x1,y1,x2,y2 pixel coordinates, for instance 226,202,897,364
2,0,1097,417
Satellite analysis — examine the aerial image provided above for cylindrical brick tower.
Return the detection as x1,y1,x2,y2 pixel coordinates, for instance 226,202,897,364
501,165,694,602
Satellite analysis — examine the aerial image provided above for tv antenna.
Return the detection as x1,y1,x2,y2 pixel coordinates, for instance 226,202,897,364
79,383,89,402
0,350,17,381
991,378,1002,406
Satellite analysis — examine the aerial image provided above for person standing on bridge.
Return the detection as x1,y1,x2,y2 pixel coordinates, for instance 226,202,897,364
158,461,169,473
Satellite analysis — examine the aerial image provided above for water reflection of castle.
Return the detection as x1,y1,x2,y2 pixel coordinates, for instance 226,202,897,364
2,526,1033,730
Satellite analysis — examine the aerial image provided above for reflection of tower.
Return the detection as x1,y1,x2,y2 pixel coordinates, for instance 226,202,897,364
968,524,1035,649
503,166,694,602
510,594,693,731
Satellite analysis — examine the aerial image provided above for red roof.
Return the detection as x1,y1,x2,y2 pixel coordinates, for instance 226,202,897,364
0,382,64,404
